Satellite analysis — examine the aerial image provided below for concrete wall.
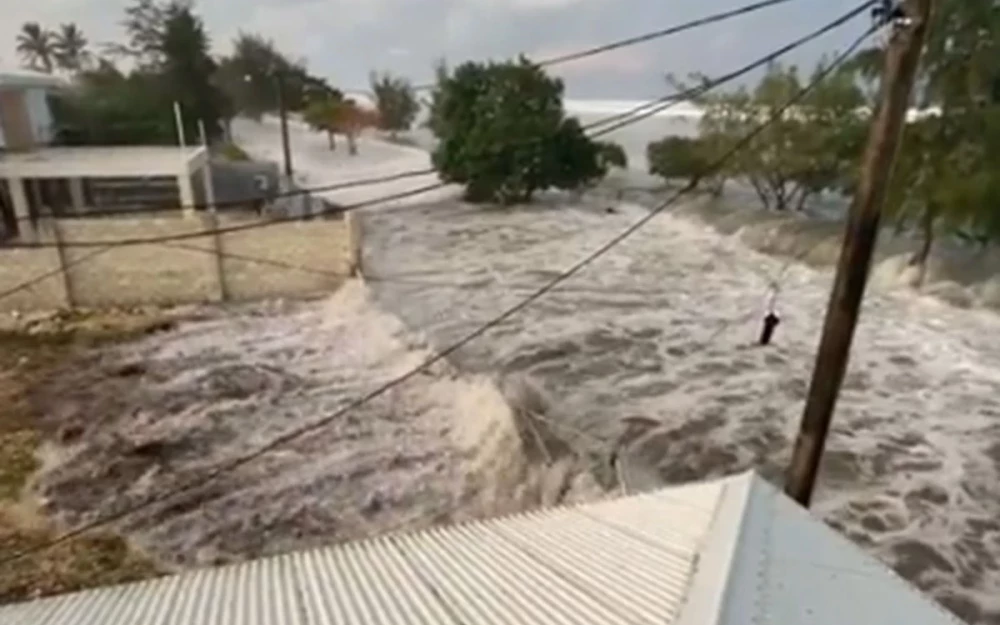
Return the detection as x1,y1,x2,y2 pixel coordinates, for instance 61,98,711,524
0,211,359,312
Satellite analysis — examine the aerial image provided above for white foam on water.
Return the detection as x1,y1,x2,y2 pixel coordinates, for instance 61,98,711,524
362,193,1000,623
35,281,588,569
230,121,1000,622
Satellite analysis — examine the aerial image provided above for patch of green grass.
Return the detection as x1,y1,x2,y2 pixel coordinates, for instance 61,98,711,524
0,313,170,605
0,431,39,501
0,519,162,604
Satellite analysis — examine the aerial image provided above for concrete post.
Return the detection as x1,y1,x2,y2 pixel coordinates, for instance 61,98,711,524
178,174,196,216
346,210,363,279
201,163,217,213
8,177,30,221
50,218,76,308
68,178,85,213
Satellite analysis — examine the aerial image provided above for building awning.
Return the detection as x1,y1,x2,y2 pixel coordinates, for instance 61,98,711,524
0,68,68,90
0,471,965,624
0,146,208,179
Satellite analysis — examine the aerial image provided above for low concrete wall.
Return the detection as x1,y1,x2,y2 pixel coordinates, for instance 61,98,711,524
0,211,357,312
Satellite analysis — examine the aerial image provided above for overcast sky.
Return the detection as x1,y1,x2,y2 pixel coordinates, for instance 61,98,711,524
2,0,873,99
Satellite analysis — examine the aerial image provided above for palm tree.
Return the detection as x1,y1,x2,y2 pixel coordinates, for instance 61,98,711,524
53,23,91,72
16,22,55,73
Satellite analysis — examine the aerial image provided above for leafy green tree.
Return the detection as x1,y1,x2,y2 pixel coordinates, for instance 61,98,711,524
835,1,1000,277
430,57,616,204
159,4,225,141
53,23,91,72
51,69,177,145
647,136,721,194
216,33,337,120
597,142,628,171
424,58,450,135
48,1,227,145
370,71,419,137
112,0,170,64
679,61,864,212
16,23,55,73
303,95,343,150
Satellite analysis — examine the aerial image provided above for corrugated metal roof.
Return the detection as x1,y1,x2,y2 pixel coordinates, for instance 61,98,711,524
0,476,725,625
717,477,967,625
0,472,967,625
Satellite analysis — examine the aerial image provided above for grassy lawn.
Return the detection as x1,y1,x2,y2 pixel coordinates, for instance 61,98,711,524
0,316,167,604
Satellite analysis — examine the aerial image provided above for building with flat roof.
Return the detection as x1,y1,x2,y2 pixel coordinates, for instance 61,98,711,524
0,68,216,238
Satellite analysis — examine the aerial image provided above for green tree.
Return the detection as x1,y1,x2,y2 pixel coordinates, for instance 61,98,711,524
597,142,628,170
303,95,343,150
647,136,721,194
16,22,55,73
430,57,616,204
370,71,419,137
53,23,91,73
216,33,337,120
158,4,225,141
51,68,177,145
112,0,170,64
424,58,450,135
839,1,1000,277
48,1,227,146
683,61,864,212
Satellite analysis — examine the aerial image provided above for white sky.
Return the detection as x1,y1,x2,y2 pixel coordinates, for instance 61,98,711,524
2,0,873,98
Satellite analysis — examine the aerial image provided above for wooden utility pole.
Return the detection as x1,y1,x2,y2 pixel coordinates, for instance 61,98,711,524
276,72,294,179
784,0,935,507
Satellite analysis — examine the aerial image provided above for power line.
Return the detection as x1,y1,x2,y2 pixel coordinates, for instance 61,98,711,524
0,16,874,566
12,166,437,222
0,1,872,306
0,247,114,303
8,0,804,226
2,0,873,253
0,2,871,306
585,0,875,137
3,181,445,250
409,0,798,90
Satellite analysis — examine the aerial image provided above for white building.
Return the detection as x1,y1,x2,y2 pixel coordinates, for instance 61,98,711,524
0,471,967,625
0,68,215,237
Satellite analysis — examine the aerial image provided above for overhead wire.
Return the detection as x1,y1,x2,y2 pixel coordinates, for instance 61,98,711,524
1,0,874,253
0,0,872,307
408,0,798,90
7,0,800,226
0,8,876,565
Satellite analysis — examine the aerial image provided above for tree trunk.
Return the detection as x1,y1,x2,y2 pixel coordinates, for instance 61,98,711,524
909,203,937,286
892,211,908,236
327,131,336,151
748,177,770,210
794,186,811,213
347,131,358,156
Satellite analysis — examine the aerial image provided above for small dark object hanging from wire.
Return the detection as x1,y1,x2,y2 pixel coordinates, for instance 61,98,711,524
759,282,781,346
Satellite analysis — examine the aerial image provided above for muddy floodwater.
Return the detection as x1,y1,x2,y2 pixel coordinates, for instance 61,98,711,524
362,193,1000,624
228,114,1000,623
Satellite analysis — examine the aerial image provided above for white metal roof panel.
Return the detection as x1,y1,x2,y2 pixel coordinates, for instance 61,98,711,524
0,476,725,625
704,476,966,625
755,479,963,625
0,472,967,625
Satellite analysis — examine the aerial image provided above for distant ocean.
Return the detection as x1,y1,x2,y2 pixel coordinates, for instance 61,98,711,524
400,99,704,173
564,99,702,173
